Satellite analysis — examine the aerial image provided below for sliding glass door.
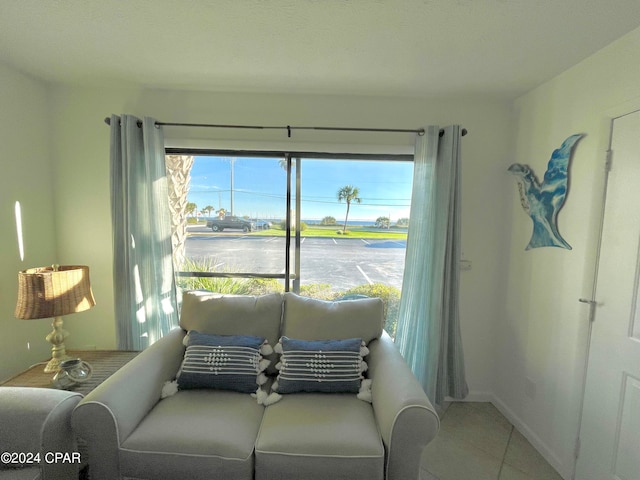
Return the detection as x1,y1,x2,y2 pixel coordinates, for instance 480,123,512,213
169,150,413,337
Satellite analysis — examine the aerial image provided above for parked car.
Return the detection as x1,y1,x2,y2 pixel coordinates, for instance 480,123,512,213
253,219,272,230
206,216,255,232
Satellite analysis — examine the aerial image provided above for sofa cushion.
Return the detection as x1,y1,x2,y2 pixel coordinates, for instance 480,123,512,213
282,293,383,343
180,291,282,342
179,291,283,372
119,389,263,480
273,337,365,394
177,332,270,394
255,394,384,480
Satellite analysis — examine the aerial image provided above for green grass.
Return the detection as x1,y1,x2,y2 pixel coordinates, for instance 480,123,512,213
252,226,407,240
189,220,407,240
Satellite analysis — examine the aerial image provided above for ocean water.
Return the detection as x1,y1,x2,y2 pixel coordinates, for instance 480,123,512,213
303,219,377,226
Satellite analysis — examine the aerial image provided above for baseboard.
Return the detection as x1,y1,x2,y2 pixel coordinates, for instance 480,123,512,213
489,394,570,480
446,390,494,403
444,391,570,479
441,391,494,416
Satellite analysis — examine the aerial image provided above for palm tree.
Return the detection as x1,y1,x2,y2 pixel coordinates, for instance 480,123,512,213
186,202,197,217
337,185,361,233
203,205,214,217
278,158,297,171
165,155,194,269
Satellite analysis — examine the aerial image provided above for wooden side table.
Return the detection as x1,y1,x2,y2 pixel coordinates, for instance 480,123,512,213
1,350,139,396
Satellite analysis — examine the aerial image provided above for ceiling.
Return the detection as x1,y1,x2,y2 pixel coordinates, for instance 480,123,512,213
1,0,640,100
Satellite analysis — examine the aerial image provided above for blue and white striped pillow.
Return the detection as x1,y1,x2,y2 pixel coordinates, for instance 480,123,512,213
273,337,368,394
177,332,271,394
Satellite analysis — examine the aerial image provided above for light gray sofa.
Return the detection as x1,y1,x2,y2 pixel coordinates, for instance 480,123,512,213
0,387,83,480
72,292,439,480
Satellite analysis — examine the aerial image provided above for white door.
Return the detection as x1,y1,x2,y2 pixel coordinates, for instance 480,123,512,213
575,110,640,480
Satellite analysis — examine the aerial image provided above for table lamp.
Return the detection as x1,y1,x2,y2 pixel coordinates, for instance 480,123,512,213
15,265,96,372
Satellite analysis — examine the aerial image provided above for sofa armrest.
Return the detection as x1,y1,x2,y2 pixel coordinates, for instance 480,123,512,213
367,331,440,480
72,328,185,480
0,387,82,479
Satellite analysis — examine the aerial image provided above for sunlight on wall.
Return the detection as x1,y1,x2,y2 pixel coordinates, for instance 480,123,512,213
15,201,24,261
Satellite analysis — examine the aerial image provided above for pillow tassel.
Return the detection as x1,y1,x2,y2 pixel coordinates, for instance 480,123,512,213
161,380,179,399
258,359,271,373
262,392,282,406
257,373,268,385
260,341,274,356
253,387,268,405
357,379,373,403
274,342,283,354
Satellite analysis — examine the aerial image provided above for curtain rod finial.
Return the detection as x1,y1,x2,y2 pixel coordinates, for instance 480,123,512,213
104,117,111,125
461,128,468,136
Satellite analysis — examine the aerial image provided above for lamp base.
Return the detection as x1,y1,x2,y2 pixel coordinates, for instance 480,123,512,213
44,316,70,373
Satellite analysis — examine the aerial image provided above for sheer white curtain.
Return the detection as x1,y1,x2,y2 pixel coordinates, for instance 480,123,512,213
395,125,468,408
110,115,178,351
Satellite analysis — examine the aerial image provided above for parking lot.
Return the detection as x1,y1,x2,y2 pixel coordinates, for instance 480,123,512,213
184,230,407,291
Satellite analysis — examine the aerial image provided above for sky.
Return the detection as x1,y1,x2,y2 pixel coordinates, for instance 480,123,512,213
187,155,414,222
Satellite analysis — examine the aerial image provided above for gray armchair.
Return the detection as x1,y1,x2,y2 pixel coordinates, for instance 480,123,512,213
0,387,82,480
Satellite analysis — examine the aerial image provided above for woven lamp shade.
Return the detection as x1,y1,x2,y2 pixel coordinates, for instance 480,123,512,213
15,265,96,320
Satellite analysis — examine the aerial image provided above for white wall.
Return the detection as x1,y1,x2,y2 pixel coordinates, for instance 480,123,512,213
48,85,514,399
0,61,58,381
496,26,640,479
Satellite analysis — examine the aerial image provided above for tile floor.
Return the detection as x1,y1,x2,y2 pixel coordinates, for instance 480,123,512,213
420,402,564,480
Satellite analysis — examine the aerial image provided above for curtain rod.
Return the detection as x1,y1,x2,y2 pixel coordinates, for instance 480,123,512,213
103,117,468,137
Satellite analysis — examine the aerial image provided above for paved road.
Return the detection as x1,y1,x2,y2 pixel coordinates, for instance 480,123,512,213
184,228,406,291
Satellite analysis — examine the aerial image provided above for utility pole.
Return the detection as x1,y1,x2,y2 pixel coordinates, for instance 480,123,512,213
230,157,235,216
